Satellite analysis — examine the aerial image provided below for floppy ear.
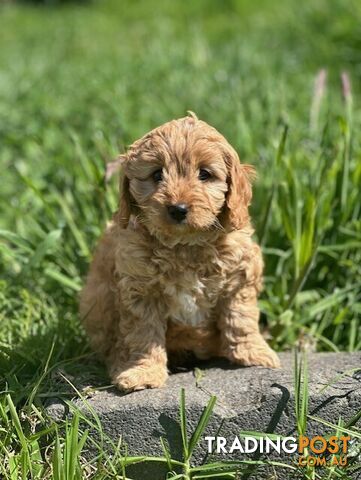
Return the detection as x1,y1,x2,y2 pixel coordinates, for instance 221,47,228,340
113,155,132,229
117,172,132,228
223,147,256,230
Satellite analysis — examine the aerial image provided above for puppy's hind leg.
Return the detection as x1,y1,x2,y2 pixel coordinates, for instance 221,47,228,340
80,278,118,360
79,225,120,359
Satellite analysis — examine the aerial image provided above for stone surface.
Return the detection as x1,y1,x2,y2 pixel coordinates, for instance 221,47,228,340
49,352,361,479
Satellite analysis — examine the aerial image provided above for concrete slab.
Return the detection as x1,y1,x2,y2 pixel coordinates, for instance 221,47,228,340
48,352,361,479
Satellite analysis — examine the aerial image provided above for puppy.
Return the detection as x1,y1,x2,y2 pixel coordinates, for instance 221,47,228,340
80,114,280,392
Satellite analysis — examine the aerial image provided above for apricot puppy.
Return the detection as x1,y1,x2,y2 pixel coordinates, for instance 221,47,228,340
80,114,280,392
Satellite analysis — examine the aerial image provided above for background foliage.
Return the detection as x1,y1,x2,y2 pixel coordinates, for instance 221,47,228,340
0,0,360,477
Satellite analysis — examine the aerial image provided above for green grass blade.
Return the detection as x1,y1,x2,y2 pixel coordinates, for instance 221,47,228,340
160,436,173,472
188,395,217,459
44,267,82,291
52,435,64,480
308,415,361,439
6,395,31,475
179,388,189,460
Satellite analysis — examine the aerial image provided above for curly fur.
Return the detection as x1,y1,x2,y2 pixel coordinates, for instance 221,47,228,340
80,114,280,392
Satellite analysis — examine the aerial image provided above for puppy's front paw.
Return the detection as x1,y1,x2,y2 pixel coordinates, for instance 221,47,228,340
226,337,280,369
113,365,168,392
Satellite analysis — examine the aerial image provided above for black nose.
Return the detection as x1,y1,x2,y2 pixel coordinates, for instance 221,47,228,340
167,204,188,223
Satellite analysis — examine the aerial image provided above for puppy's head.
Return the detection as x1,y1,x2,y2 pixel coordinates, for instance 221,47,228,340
117,115,254,240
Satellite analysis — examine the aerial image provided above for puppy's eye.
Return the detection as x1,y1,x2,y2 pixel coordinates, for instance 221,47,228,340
152,169,163,183
198,169,212,181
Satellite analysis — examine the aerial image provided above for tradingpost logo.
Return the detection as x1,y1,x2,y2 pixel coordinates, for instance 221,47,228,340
205,434,352,467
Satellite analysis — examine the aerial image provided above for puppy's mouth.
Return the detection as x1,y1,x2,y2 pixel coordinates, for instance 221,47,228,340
142,202,219,233
163,203,223,231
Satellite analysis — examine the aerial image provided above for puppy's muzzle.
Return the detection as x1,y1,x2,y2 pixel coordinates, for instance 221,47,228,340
167,204,188,223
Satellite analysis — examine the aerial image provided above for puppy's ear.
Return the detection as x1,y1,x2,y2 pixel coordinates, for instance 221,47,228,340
118,173,132,228
223,146,255,230
114,155,132,229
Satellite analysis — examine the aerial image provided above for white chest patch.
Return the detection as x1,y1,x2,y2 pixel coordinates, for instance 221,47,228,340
172,292,204,326
167,279,208,327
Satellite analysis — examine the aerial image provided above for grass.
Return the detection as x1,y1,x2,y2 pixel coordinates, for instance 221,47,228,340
0,0,361,478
